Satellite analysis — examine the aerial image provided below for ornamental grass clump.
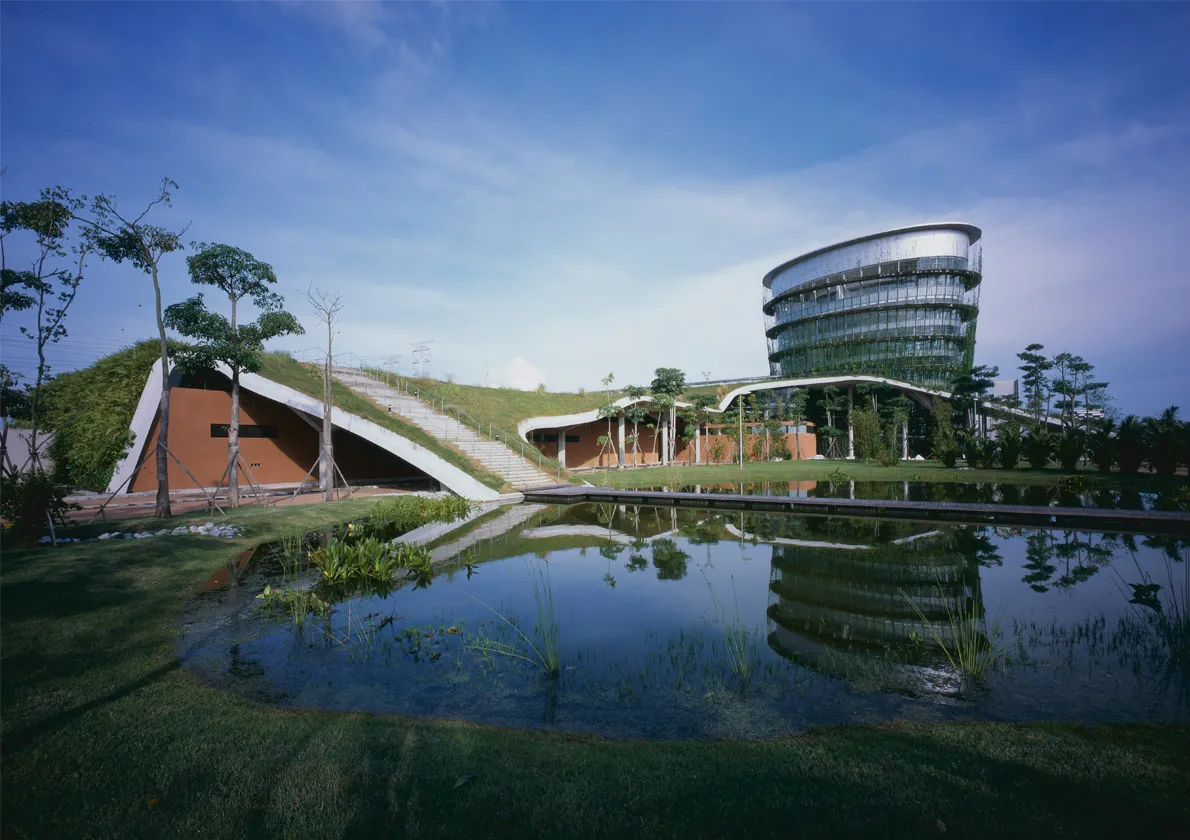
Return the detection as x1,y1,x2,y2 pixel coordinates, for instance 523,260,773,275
900,582,1007,680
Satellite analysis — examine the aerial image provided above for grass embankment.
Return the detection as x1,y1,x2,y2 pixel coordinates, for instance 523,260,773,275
395,376,608,434
584,459,1190,492
3,501,1189,838
260,354,507,493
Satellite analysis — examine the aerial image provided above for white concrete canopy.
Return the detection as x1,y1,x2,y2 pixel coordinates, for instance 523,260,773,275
516,374,1059,441
106,360,502,501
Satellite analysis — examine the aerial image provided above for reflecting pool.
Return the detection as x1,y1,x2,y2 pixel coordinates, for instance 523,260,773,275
179,503,1189,740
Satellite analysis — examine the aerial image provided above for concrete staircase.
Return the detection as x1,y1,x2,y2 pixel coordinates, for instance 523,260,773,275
331,367,559,490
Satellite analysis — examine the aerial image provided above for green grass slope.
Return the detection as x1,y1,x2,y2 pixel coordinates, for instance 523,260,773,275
42,340,170,490
1,503,1188,839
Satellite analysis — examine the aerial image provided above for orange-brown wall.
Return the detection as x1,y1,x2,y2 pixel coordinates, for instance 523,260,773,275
129,387,424,491
530,417,817,470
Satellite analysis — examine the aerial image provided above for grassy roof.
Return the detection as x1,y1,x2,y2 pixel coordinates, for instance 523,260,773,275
38,343,506,493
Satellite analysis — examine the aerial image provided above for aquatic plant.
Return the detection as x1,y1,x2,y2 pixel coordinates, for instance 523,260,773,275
278,527,305,579
704,573,756,689
255,585,330,626
310,537,433,585
825,467,852,489
468,561,560,674
363,495,472,538
900,583,1006,679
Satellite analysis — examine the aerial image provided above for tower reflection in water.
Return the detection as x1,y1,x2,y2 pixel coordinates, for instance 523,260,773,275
764,523,986,696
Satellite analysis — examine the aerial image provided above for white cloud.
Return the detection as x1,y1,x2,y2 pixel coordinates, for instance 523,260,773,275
499,357,547,391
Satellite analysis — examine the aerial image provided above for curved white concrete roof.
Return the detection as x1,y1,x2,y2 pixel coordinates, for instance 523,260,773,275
107,360,501,501
515,373,1058,441
762,222,982,289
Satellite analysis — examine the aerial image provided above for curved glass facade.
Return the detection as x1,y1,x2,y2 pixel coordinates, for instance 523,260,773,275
763,224,982,389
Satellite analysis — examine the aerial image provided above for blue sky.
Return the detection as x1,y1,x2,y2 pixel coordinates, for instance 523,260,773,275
3,1,1189,414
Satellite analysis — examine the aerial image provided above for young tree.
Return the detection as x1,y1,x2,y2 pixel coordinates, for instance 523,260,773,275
1049,352,1078,430
1145,406,1183,477
949,364,999,435
679,393,717,463
1086,418,1116,473
78,178,188,518
1016,343,1052,424
784,388,809,460
649,367,686,464
1,188,91,473
816,386,847,459
622,385,648,466
1115,416,1149,475
163,243,304,506
306,284,344,501
930,399,959,466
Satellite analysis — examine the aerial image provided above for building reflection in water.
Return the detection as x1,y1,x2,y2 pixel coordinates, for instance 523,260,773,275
763,525,985,695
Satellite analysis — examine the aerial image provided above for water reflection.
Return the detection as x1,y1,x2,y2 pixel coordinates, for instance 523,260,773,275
179,501,1189,739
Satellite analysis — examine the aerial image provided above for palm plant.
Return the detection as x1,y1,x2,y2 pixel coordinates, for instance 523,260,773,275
1086,418,1117,473
996,423,1022,469
1146,406,1184,476
1115,415,1149,474
1056,427,1086,472
1022,426,1053,470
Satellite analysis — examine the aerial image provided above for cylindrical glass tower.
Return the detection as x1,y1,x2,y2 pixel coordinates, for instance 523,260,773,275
763,223,982,390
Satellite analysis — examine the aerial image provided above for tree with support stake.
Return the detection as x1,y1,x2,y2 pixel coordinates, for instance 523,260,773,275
305,284,344,503
163,243,304,507
76,178,188,518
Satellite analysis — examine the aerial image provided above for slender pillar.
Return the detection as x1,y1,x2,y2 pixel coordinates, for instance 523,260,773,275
557,428,566,469
661,418,669,465
617,415,625,468
847,386,855,459
902,417,909,460
694,424,701,464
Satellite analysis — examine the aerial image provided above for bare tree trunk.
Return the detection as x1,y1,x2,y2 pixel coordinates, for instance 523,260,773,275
229,367,241,507
228,296,241,507
152,261,172,518
322,323,334,502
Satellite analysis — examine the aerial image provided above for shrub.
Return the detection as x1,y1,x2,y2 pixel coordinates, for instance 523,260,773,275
930,400,959,466
1056,428,1086,472
1086,419,1117,473
1,468,78,546
1115,416,1148,474
851,409,882,460
997,424,1022,469
1023,427,1053,470
1146,407,1184,477
963,436,997,469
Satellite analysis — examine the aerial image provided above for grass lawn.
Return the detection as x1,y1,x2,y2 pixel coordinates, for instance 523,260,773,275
583,458,1190,493
260,354,507,493
3,500,1189,839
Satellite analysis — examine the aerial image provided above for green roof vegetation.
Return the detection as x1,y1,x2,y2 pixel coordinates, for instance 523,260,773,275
38,343,507,493
393,375,608,433
2,503,1188,838
43,340,169,491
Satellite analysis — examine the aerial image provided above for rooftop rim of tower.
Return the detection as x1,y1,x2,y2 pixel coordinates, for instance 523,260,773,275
761,223,983,289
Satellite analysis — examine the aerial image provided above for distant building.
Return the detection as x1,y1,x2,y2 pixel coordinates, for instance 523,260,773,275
993,379,1019,399
762,223,983,390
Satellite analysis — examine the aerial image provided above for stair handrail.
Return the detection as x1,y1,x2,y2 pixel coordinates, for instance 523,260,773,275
355,365,566,480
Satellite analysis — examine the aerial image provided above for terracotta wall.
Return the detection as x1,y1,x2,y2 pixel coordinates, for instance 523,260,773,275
128,387,424,492
529,416,818,470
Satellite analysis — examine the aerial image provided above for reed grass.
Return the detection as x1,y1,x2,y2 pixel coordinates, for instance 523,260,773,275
467,561,560,674
704,573,755,688
900,582,1006,679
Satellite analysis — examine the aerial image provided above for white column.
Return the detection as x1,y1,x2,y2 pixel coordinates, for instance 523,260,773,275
902,417,909,460
618,415,625,468
847,386,855,459
694,424,701,464
661,418,669,465
557,428,566,469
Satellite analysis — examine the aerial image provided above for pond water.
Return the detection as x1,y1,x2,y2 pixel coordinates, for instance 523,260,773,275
179,503,1189,740
627,479,1183,511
